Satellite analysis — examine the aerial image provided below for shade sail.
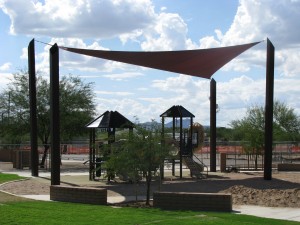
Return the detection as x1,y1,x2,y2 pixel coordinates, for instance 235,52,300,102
59,41,261,79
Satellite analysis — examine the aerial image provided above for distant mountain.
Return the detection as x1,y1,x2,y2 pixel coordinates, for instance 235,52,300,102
140,121,162,130
165,118,191,129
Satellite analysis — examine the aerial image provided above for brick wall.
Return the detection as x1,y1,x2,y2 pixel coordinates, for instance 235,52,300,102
50,185,107,205
153,192,232,212
278,163,300,171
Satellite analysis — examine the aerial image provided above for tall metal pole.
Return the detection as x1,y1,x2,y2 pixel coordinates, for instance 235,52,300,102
50,44,60,185
92,128,96,180
210,78,217,172
264,39,275,180
190,117,193,156
89,129,93,181
28,39,39,177
179,116,183,178
160,116,165,179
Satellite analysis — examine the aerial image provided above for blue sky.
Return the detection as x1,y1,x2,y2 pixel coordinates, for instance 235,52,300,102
1,0,300,127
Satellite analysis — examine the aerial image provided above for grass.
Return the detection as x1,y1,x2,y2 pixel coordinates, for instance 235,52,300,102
0,172,31,203
0,172,26,184
1,201,299,225
0,173,298,225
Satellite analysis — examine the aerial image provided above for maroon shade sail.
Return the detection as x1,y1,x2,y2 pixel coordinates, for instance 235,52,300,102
59,41,261,79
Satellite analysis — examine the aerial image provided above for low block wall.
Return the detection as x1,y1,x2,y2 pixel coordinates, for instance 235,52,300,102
153,192,232,212
50,185,107,205
278,163,300,171
0,149,13,162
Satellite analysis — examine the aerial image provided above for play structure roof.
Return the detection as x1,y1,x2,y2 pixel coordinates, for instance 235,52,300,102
160,105,195,118
59,41,261,79
86,111,134,129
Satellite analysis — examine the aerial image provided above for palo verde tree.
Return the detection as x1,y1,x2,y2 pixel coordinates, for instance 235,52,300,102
0,69,96,166
105,120,171,205
230,100,300,169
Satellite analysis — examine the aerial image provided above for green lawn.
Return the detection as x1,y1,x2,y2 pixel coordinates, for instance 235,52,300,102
1,201,299,225
0,173,298,225
0,172,26,184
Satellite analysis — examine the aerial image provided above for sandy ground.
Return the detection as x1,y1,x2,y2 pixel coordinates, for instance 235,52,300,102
0,162,300,208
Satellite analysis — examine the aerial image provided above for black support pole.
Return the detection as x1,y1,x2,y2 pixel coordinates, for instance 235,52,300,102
264,39,275,180
179,116,183,178
210,78,217,172
92,128,96,180
89,129,93,181
28,39,39,177
190,117,193,156
160,117,165,179
50,44,60,185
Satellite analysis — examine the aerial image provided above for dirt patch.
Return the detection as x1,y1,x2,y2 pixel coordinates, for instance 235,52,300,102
221,185,300,208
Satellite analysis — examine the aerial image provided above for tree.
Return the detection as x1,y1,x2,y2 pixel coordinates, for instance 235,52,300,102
0,69,96,166
230,100,300,169
104,120,171,205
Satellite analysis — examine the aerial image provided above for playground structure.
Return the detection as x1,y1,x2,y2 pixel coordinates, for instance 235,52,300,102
86,110,134,181
160,105,207,179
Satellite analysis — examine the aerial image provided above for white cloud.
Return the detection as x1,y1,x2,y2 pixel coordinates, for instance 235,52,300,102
148,73,300,126
2,0,300,126
152,74,193,91
95,90,133,96
0,62,11,71
0,0,156,39
140,12,193,50
102,72,144,81
94,97,164,122
198,0,300,77
222,0,300,47
30,38,126,74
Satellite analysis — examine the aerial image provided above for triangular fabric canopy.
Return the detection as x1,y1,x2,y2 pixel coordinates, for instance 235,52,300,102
59,41,261,79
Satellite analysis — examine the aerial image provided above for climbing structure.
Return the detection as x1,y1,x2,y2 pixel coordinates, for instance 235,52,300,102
86,111,134,180
160,105,207,179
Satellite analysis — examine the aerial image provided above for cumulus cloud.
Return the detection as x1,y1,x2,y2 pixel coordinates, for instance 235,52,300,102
102,72,144,81
0,62,12,71
0,0,156,39
222,0,300,47
2,0,300,126
95,90,133,96
25,37,133,74
140,12,193,50
148,73,300,126
199,0,300,77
